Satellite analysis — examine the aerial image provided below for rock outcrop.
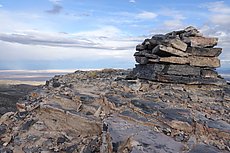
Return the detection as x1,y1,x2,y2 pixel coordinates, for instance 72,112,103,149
0,27,230,153
133,26,225,85
0,69,229,153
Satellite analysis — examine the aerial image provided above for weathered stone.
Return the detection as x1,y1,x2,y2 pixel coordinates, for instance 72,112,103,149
106,117,184,153
201,69,219,78
169,38,187,51
131,99,165,114
186,47,222,57
152,45,188,57
158,56,189,64
0,124,7,135
134,64,201,76
183,26,203,37
105,94,126,107
135,56,149,64
136,44,146,51
155,56,220,68
155,74,226,85
189,56,220,68
142,39,158,50
121,110,148,122
134,51,158,59
188,144,223,153
20,119,37,131
187,37,218,48
160,108,192,124
167,64,201,76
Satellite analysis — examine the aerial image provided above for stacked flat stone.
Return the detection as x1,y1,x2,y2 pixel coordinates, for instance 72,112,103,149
133,26,226,85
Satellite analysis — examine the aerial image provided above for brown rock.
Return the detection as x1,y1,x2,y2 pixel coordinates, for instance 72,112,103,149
169,38,187,51
152,56,220,68
201,69,219,78
189,56,220,68
158,56,189,64
152,45,188,57
188,37,218,48
170,120,193,132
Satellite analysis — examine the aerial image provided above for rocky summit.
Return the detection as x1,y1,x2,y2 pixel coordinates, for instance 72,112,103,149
132,26,225,86
0,27,230,153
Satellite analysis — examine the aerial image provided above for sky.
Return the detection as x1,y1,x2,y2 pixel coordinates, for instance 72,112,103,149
0,0,230,70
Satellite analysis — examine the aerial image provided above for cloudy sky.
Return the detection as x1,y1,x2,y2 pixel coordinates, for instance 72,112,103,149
0,0,230,70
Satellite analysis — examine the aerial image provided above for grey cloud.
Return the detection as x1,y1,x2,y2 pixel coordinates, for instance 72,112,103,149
0,32,137,50
46,4,63,14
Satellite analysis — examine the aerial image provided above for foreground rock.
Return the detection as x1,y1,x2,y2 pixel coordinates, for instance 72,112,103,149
0,69,229,152
0,84,39,116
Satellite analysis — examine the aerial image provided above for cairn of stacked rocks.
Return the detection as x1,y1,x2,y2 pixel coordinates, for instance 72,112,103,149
133,26,226,85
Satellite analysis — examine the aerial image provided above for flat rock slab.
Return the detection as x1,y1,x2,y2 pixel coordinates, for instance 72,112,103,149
134,64,201,77
105,116,185,153
155,74,226,85
153,45,188,57
135,56,149,65
188,144,227,153
134,51,159,59
131,99,166,114
187,37,218,48
149,56,220,68
169,38,187,51
133,65,226,85
189,56,220,68
186,47,222,57
160,108,192,124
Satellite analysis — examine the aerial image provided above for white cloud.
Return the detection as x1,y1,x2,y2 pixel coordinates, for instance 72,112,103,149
0,4,2,8
205,1,230,14
204,1,230,26
159,9,186,29
0,25,141,68
211,14,230,25
136,11,157,20
163,20,183,29
129,0,136,3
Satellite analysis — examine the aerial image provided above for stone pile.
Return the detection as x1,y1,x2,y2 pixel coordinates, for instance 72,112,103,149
133,26,226,85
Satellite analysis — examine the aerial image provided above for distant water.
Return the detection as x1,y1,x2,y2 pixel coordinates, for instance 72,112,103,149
0,70,76,82
0,69,230,82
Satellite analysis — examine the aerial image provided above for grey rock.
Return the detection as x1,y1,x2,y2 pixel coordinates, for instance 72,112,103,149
0,124,6,136
136,44,146,51
160,108,192,124
20,119,37,131
121,110,148,122
152,45,188,57
106,116,184,153
186,47,222,57
188,144,222,153
131,99,165,114
135,56,149,65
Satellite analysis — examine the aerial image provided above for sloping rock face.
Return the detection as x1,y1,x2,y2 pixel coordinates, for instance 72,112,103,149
0,69,230,153
133,26,225,85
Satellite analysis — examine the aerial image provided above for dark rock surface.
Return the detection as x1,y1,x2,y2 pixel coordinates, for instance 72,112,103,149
0,84,39,116
0,69,229,152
